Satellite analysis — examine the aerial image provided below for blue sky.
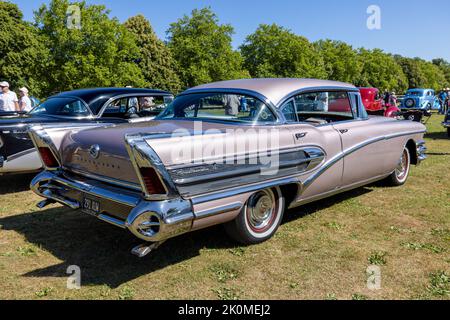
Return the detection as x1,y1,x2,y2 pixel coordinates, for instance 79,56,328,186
14,0,450,61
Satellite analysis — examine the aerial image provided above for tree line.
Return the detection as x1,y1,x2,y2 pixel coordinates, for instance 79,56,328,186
1,0,449,99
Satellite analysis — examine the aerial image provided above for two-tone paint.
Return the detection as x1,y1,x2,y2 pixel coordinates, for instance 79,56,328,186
29,79,427,250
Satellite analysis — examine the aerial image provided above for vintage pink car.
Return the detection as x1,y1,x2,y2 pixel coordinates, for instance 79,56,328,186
359,87,400,118
29,79,427,256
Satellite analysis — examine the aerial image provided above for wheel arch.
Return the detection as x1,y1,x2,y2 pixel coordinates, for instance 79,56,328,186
405,139,418,165
279,183,301,209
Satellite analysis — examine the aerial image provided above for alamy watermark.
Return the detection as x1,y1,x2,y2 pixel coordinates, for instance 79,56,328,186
367,5,381,30
169,122,281,176
66,5,81,30
66,265,81,289
366,265,381,290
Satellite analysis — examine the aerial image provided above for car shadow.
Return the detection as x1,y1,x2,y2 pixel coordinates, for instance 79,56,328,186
424,131,449,140
284,187,373,223
0,173,36,195
0,186,373,288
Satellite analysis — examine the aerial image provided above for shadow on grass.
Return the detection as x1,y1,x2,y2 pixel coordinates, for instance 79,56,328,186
424,131,449,140
0,173,36,195
284,187,373,223
0,186,373,288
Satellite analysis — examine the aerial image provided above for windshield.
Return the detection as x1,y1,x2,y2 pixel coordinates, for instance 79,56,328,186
156,93,276,123
30,97,91,117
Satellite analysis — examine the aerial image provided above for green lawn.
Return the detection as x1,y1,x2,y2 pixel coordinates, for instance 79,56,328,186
0,115,448,300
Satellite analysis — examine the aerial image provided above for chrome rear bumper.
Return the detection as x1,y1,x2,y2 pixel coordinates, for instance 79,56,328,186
442,122,450,128
31,171,195,242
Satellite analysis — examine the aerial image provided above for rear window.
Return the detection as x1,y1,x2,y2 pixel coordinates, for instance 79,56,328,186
30,97,90,117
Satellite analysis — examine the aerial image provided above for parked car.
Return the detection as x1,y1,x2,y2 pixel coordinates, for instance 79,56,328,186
0,88,173,175
358,87,400,118
400,89,440,122
29,79,427,256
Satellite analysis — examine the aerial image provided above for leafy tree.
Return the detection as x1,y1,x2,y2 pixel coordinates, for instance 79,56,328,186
240,24,326,79
356,49,407,93
314,40,361,84
432,58,450,88
0,1,46,97
34,0,146,96
394,56,427,89
395,56,447,90
167,7,249,88
125,15,181,93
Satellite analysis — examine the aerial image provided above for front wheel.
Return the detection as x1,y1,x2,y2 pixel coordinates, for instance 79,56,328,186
225,187,285,245
385,147,411,186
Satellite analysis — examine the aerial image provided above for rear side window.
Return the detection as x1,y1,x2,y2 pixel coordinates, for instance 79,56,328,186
294,91,353,116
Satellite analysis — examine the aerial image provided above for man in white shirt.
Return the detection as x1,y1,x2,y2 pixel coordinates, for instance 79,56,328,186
19,87,32,112
0,81,19,112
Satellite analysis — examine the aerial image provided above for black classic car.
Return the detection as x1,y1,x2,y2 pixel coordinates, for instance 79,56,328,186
0,88,173,175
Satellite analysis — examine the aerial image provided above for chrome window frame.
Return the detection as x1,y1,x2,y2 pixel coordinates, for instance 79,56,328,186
96,93,175,119
276,87,364,124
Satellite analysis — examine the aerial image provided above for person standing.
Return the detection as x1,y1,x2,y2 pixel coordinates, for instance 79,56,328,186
0,81,19,112
438,90,448,115
223,94,240,116
18,87,32,112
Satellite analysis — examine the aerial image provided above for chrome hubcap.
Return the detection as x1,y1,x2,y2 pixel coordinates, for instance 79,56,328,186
247,189,276,232
395,150,408,180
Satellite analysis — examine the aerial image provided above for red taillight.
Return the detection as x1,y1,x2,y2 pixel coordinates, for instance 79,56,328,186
38,147,59,168
139,167,166,195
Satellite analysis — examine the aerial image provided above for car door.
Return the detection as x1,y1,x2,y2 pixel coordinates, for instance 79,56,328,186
331,92,392,187
280,96,343,200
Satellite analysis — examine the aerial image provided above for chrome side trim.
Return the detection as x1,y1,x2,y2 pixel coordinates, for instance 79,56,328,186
290,173,390,208
4,148,36,162
302,130,426,190
171,152,324,186
191,177,300,205
195,202,243,220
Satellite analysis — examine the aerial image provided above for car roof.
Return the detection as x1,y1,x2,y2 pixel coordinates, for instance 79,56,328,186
408,88,433,92
182,78,357,107
49,88,172,114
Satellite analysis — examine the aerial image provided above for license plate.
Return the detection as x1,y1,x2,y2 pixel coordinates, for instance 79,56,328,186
82,197,100,216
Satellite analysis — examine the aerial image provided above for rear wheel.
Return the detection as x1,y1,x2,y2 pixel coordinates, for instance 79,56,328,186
447,128,450,138
385,147,411,186
225,187,284,245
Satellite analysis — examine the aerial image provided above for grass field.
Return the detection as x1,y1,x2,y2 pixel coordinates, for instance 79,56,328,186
0,115,449,300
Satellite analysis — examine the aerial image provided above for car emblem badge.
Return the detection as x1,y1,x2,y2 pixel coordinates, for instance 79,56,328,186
89,144,100,159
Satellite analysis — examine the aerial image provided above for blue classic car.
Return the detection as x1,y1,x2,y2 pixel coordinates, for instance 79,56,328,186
401,89,440,111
